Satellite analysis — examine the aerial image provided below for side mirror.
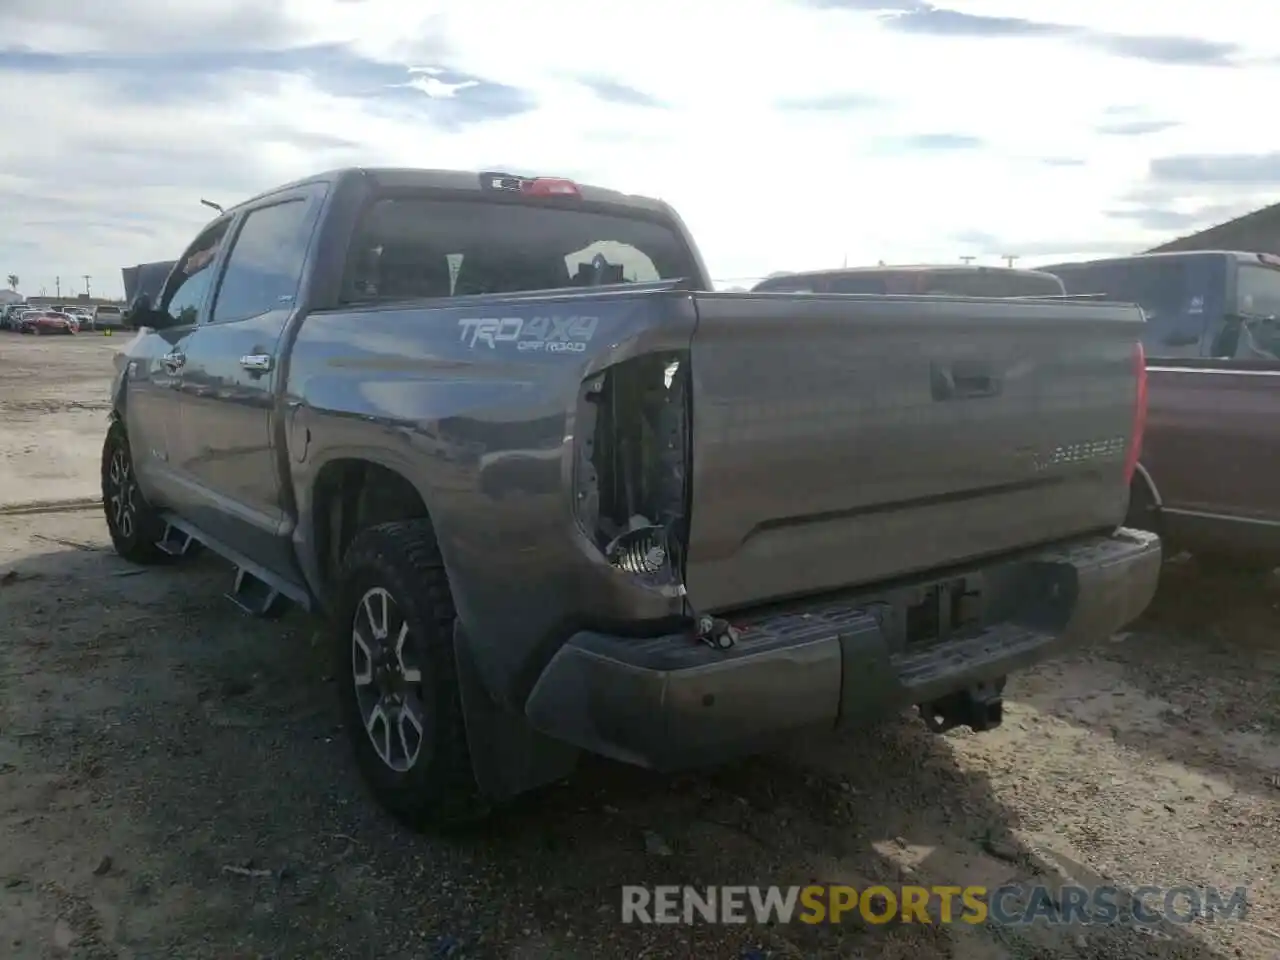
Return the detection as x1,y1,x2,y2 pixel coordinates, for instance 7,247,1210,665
123,293,159,330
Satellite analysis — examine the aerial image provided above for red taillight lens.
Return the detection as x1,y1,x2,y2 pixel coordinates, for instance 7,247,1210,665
521,178,580,198
1123,341,1147,485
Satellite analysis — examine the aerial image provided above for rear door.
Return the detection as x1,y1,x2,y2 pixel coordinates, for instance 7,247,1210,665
169,186,324,574
682,293,1144,612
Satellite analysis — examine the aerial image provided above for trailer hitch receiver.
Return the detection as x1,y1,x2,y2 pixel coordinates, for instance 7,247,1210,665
919,677,1006,734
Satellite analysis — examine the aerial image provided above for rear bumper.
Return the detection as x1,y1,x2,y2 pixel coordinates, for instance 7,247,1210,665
524,528,1161,770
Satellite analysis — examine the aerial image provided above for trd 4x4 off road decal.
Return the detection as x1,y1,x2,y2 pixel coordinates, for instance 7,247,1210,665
457,315,599,352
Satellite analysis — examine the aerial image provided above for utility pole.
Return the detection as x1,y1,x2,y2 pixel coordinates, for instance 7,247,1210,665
83,275,92,297
1001,254,1020,268
55,276,61,298
960,256,976,265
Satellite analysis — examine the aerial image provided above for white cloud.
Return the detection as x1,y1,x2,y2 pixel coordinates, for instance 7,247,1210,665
2,0,1280,297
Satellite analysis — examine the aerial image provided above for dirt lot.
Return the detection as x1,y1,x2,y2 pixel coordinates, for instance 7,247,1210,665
0,332,118,507
1,332,1278,959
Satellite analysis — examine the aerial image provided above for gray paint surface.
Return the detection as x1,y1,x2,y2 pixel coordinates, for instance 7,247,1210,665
110,167,1161,790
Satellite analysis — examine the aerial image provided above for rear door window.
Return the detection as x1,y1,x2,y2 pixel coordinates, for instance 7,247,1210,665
342,196,697,302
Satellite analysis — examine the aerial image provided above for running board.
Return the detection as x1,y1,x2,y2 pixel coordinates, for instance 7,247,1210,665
227,567,287,618
156,523,198,557
157,513,312,618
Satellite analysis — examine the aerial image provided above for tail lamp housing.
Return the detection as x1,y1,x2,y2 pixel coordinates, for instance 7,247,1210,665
572,351,690,591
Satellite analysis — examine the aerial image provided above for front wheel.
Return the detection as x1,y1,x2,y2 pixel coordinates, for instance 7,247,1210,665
101,421,172,564
334,521,484,829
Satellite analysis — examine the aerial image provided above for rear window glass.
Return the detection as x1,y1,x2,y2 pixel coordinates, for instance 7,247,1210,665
915,271,1064,297
1046,255,1226,356
753,276,823,293
829,274,892,294
342,196,697,302
761,270,1065,297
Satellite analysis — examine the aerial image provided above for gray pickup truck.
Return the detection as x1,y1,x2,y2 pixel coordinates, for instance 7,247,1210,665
107,167,1161,827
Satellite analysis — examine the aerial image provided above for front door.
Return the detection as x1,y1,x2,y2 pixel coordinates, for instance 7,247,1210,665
125,220,231,509
168,188,324,578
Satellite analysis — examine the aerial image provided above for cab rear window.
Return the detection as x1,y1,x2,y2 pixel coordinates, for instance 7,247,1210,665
342,196,697,302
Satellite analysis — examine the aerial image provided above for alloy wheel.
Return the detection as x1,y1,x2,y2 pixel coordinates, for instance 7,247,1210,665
351,586,427,773
107,447,137,540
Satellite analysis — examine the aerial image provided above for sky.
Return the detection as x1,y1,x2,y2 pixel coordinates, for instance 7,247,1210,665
2,0,1279,298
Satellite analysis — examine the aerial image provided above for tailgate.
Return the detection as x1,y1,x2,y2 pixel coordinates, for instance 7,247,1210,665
683,293,1145,612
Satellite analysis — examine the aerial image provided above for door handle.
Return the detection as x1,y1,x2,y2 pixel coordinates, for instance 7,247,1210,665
240,354,273,373
930,361,1001,401
162,351,185,373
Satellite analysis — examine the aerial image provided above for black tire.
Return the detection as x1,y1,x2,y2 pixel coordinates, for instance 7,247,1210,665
1193,552,1276,580
101,420,172,564
1124,478,1160,534
334,520,484,829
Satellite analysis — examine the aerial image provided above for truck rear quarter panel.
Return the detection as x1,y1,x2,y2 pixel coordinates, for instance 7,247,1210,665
285,287,697,705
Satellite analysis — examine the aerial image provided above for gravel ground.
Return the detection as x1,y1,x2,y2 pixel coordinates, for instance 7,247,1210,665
1,332,1278,959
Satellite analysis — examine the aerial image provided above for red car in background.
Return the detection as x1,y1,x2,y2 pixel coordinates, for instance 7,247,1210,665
18,310,78,335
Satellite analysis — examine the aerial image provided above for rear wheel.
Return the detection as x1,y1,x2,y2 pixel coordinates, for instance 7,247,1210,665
334,521,485,829
101,421,171,564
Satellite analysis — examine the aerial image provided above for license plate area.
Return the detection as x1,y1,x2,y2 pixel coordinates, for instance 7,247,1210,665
885,576,985,652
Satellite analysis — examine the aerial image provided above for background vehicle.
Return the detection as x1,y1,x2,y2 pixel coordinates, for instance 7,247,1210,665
752,264,1067,297
1042,251,1280,571
107,167,1159,827
93,305,125,329
0,303,27,330
65,307,95,330
20,310,77,335
1043,251,1280,360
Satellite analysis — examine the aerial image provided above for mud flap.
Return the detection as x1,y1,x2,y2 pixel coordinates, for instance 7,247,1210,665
453,622,580,800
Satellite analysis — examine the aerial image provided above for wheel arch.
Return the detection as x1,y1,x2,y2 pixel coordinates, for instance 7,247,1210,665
309,456,582,805
304,454,442,605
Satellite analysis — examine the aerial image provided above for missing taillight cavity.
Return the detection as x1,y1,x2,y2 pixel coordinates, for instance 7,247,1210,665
574,352,690,585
